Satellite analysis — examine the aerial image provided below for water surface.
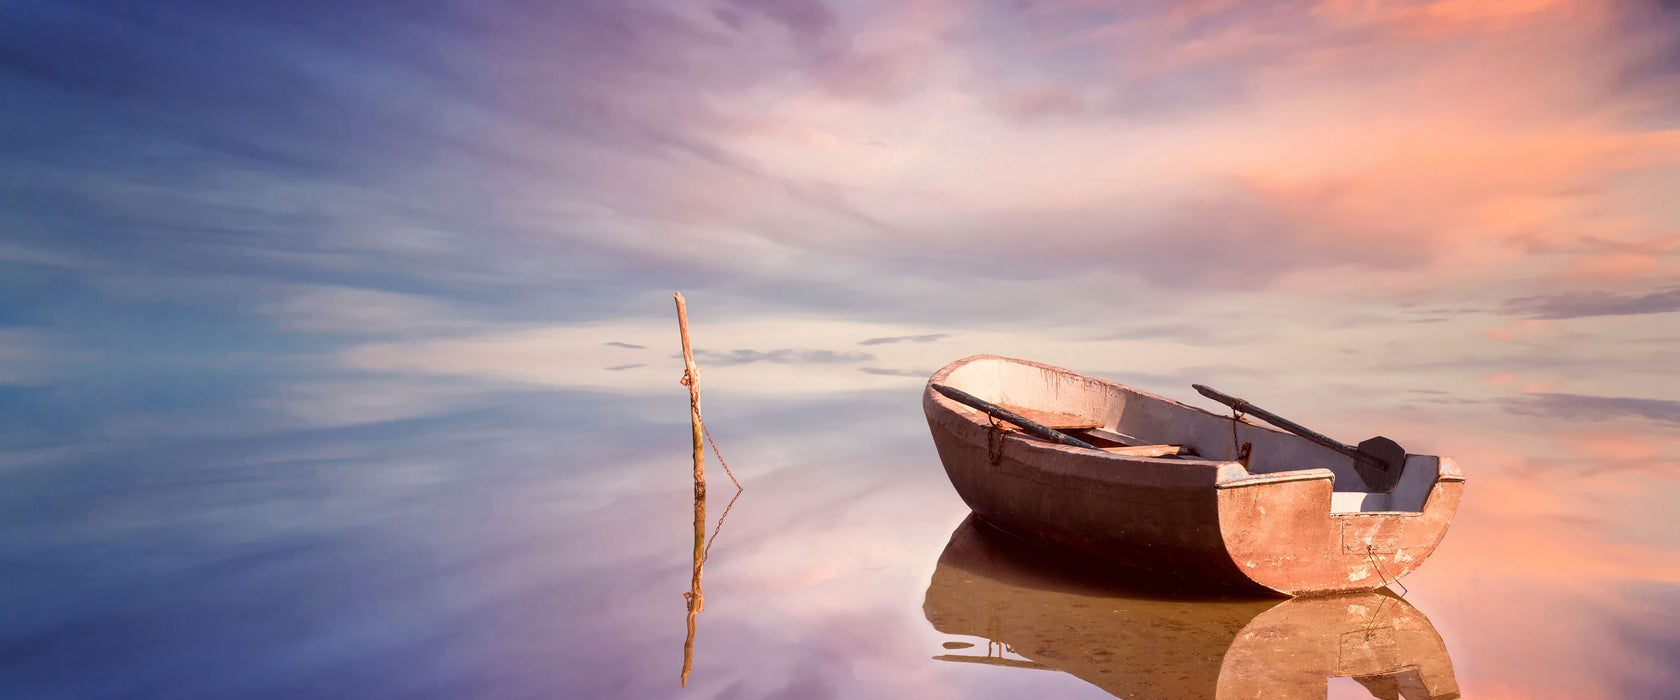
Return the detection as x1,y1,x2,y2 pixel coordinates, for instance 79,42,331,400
3,338,1676,698
5,2,1680,697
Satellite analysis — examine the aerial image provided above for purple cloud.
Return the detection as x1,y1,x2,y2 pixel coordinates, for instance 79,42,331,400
1503,286,1680,320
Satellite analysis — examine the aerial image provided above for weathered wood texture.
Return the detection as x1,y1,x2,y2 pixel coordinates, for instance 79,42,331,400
674,292,704,498
1101,444,1193,457
924,355,1465,596
675,291,706,688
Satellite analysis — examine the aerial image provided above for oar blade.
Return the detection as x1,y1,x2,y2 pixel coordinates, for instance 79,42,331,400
1355,436,1407,494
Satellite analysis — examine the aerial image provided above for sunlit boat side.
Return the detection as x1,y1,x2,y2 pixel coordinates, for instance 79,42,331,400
923,355,1465,596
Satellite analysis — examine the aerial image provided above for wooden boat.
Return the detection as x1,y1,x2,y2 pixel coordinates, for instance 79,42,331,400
923,515,1462,699
923,355,1465,596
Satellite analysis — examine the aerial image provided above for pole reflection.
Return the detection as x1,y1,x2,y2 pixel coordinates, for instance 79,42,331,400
680,486,705,688
924,515,1460,699
680,487,741,689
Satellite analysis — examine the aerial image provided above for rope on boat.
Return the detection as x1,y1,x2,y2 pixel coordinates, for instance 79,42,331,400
987,414,1006,466
1227,407,1252,464
1229,407,1242,456
1366,544,1408,597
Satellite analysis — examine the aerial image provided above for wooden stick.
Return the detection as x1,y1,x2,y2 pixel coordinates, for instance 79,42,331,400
931,384,1099,451
676,292,705,498
676,291,705,688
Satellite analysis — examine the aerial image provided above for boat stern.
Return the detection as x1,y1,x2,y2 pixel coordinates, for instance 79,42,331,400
1214,459,1465,596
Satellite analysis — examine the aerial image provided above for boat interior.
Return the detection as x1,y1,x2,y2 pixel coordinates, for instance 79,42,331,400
940,357,1441,514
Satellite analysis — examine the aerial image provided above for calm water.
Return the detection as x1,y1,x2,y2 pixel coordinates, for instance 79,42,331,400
7,1,1680,697
2,337,1676,699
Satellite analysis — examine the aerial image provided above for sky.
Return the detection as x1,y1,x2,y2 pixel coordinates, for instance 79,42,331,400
2,0,1678,483
3,2,1680,698
5,0,1680,422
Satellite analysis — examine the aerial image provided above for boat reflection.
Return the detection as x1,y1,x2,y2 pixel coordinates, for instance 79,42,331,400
923,516,1460,699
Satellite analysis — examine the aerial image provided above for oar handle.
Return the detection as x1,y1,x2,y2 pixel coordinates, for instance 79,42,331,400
1191,384,1391,472
931,384,1099,451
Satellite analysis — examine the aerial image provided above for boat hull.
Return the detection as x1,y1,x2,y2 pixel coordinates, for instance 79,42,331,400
924,355,1464,596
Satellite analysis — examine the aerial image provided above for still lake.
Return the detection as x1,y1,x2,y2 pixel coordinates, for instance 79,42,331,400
2,321,1677,699
8,1,1680,697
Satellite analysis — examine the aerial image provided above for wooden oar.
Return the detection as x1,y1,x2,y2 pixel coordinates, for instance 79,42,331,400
931,384,1099,451
1191,384,1407,493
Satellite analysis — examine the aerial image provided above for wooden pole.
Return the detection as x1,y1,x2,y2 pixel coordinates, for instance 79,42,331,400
676,291,705,688
675,292,705,499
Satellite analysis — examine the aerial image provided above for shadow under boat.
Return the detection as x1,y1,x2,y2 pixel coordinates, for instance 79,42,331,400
923,515,1460,700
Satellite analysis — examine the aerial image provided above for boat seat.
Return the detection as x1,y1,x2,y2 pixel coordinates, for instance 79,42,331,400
1331,492,1382,513
1099,445,1194,457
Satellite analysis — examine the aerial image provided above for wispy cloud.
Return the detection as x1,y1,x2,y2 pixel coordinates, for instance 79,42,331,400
692,348,874,366
1506,392,1680,425
6,0,1680,399
0,329,101,385
856,367,927,378
1097,324,1253,347
1503,286,1680,319
10,1,1676,328
859,334,947,346
264,285,498,337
